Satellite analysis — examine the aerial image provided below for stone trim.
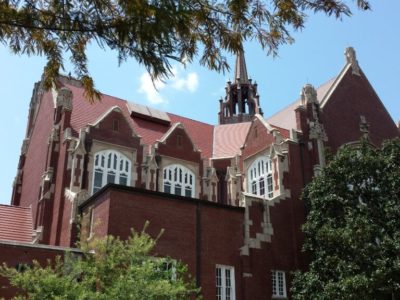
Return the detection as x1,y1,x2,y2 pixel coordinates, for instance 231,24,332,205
88,105,139,137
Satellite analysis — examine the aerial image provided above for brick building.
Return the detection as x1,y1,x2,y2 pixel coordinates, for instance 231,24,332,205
1,47,399,299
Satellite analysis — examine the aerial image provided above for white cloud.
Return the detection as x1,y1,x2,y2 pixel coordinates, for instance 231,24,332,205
171,71,198,93
138,72,166,104
138,65,199,105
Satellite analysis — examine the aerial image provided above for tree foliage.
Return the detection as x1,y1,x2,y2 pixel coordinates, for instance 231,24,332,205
0,0,370,101
292,138,400,300
0,226,199,299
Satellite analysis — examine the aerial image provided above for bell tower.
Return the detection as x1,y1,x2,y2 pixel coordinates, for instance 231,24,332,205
218,51,262,124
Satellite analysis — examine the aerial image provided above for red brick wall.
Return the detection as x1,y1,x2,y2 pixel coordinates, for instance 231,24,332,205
18,91,55,226
0,243,71,299
82,186,244,299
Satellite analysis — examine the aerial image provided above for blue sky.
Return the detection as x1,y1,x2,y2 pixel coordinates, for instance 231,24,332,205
1,2,399,205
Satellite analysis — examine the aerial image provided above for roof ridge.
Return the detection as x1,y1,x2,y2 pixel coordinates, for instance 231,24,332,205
167,112,214,127
0,204,31,209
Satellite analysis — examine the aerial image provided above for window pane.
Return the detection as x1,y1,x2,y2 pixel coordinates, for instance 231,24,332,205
216,268,222,300
252,181,257,194
278,272,284,296
107,171,115,184
164,183,171,194
175,185,182,196
272,271,277,296
185,187,192,197
94,169,103,191
267,174,273,198
119,174,128,186
216,266,234,300
259,178,265,196
107,153,112,168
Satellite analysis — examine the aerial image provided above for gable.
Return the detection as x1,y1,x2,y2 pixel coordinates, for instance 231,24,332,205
88,107,140,149
322,67,399,151
242,117,276,161
156,123,202,163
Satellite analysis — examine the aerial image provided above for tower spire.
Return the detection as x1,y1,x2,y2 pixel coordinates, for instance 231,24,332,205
218,50,262,125
234,50,249,84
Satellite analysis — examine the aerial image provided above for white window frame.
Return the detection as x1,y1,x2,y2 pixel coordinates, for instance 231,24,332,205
156,258,177,281
247,156,274,198
92,150,131,194
216,265,235,300
163,164,195,198
271,270,287,298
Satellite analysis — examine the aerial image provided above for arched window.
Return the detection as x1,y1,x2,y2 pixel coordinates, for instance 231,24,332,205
92,150,131,194
163,164,195,198
247,157,273,198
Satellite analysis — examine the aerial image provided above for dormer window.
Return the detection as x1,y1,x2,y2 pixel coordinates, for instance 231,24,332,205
163,164,195,198
248,157,273,198
92,150,131,194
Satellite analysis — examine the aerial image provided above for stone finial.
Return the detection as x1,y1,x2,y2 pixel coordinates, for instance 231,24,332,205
345,47,361,76
359,115,370,139
301,84,318,105
56,87,73,112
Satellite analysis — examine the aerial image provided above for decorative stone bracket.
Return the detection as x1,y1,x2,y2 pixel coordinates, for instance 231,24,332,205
65,188,89,224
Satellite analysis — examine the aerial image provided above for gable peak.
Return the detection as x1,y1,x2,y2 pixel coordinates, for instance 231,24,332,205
345,47,361,76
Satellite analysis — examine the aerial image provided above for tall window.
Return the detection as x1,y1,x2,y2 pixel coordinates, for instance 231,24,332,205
248,157,273,198
92,150,131,194
216,265,235,300
163,164,195,197
271,270,287,298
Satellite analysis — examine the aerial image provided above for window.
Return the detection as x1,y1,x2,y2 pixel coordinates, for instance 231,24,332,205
156,258,177,281
163,164,195,198
248,157,273,198
271,270,287,298
92,150,131,194
177,135,183,147
112,119,119,131
216,265,235,300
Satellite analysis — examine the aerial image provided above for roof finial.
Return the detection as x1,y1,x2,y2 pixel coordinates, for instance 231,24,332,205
345,47,360,76
234,50,249,84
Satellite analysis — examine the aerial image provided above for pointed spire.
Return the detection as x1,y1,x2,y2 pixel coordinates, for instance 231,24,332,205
234,50,249,84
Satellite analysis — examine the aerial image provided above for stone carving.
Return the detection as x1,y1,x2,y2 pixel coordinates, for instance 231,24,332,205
48,125,60,143
345,47,361,76
21,138,30,155
56,87,73,112
359,115,370,139
309,120,328,141
301,84,318,106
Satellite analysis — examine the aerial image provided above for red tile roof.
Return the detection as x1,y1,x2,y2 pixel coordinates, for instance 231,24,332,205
59,75,307,161
266,77,337,129
60,79,214,159
0,205,33,243
213,122,251,158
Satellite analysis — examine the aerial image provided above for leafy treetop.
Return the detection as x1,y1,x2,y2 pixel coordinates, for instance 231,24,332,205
0,224,200,299
292,138,400,300
0,0,370,102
